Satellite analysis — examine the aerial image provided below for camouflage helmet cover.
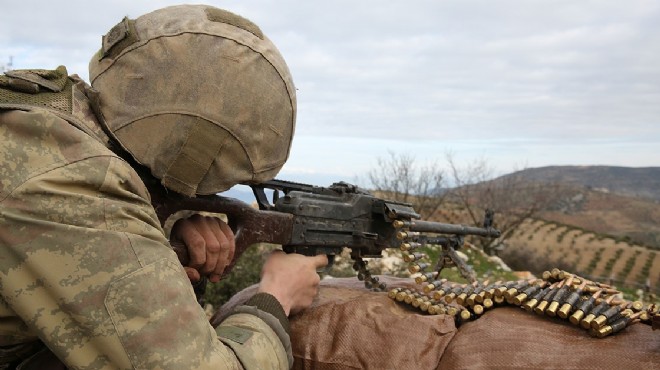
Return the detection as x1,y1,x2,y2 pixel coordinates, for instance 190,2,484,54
89,5,296,196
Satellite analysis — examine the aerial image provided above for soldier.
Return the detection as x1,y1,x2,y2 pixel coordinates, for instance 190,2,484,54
0,4,326,369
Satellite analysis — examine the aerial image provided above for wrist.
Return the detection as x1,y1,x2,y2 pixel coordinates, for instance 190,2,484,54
245,292,290,334
257,285,291,316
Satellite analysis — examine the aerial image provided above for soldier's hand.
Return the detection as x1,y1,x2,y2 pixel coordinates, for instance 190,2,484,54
258,251,328,315
171,214,235,283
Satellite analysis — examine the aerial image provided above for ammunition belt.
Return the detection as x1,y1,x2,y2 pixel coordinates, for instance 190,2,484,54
387,267,658,338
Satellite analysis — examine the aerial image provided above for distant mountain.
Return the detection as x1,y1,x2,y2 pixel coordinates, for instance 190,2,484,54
501,166,660,201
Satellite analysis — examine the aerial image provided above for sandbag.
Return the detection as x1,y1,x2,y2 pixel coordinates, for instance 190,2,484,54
213,277,457,370
215,277,659,369
437,306,659,370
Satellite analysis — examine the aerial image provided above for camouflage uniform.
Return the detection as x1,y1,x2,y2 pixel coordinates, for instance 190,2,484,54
0,68,292,369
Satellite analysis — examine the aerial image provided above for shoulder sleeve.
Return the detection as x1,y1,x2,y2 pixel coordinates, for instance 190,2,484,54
0,109,290,369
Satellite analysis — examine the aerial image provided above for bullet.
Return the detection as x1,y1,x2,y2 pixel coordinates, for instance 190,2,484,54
388,288,401,300
415,272,438,284
558,281,587,319
392,220,410,229
403,252,425,263
570,290,602,325
408,262,430,274
505,280,534,302
580,299,613,329
513,283,545,306
545,277,576,317
395,289,411,302
428,303,447,315
400,242,422,252
397,231,421,240
533,283,561,315
591,304,625,330
592,312,641,338
423,279,447,294
444,286,464,304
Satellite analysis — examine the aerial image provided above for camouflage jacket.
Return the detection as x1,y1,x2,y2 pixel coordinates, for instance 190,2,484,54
0,68,292,369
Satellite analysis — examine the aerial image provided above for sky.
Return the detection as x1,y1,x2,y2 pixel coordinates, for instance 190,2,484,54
2,0,659,188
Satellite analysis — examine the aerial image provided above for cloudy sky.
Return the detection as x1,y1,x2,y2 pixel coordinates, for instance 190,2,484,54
2,0,659,187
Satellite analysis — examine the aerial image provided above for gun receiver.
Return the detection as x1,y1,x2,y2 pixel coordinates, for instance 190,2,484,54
151,179,501,286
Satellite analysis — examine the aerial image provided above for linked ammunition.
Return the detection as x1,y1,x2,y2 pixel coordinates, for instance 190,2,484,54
558,281,587,319
400,242,422,252
546,278,574,317
419,299,433,312
483,298,494,309
534,282,563,315
591,312,642,338
466,280,489,306
591,302,627,330
480,280,503,301
522,286,553,312
505,279,535,302
428,303,447,315
570,289,603,325
580,296,615,329
388,288,401,300
404,291,420,305
513,281,546,306
415,272,438,285
412,295,429,308
397,231,421,240
392,220,411,229
403,252,426,263
456,282,479,306
408,262,430,274
444,285,465,304
395,289,411,302
423,279,447,294
459,309,473,321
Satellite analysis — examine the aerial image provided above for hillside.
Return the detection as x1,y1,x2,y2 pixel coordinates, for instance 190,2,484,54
432,165,660,296
503,165,660,201
501,218,659,294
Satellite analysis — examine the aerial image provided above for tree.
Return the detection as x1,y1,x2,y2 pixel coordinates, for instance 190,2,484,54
367,151,447,219
446,153,564,255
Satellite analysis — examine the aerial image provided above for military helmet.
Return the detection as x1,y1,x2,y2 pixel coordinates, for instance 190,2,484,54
89,5,296,196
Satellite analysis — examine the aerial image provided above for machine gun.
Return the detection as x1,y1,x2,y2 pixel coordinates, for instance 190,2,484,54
151,179,501,290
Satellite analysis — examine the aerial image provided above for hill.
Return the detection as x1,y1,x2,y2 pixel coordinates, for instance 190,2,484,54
502,165,660,201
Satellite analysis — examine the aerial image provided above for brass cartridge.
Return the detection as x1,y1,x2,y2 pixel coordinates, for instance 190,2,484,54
408,262,430,274
400,242,422,252
558,281,587,319
592,312,641,338
388,288,401,300
533,282,561,315
403,252,425,263
397,231,421,240
580,296,614,329
415,272,438,284
546,279,573,317
569,290,601,325
591,303,626,330
395,289,411,302
423,279,447,294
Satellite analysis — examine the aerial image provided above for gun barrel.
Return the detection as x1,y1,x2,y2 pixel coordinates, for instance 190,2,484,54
408,220,501,238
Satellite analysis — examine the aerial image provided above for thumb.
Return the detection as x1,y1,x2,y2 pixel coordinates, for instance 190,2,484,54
311,254,329,268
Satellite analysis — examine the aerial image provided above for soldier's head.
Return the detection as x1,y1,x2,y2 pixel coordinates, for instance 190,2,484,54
89,5,296,196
